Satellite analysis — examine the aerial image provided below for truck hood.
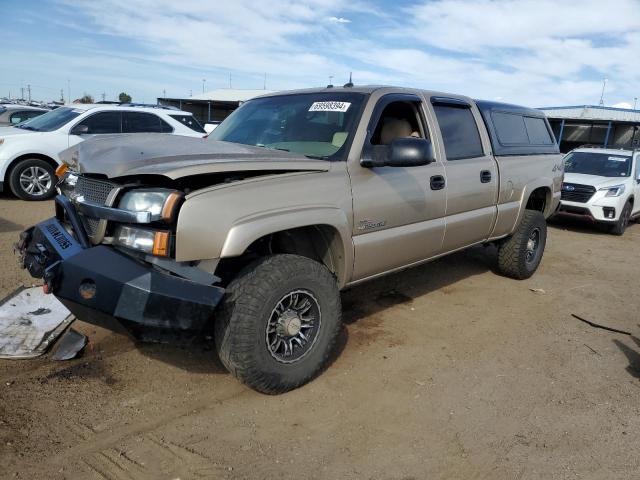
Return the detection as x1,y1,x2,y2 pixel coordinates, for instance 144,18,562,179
564,172,630,188
60,133,330,179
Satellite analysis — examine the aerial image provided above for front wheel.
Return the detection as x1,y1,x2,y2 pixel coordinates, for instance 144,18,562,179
609,201,632,236
214,254,342,394
497,210,547,280
8,158,57,200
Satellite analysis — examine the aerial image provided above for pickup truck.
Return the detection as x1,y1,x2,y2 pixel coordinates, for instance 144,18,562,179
17,86,563,394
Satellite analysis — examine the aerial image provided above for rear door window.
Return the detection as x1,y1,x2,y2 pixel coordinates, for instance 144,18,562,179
433,105,484,160
76,112,122,134
123,112,173,133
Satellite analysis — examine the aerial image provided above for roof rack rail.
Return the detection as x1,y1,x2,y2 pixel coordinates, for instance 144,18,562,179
118,103,181,111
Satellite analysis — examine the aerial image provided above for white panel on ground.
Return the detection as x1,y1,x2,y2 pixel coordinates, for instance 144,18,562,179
0,287,74,359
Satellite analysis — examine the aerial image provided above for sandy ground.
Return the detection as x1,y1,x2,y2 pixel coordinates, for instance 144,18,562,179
1,195,640,480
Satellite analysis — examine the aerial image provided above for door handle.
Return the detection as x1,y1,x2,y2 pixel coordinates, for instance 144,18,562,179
430,175,446,190
480,170,492,183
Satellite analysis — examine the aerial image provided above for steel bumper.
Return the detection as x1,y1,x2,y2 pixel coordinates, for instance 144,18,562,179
17,215,224,340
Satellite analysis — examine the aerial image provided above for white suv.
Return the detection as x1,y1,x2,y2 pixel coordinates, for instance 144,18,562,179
558,147,640,235
0,104,206,200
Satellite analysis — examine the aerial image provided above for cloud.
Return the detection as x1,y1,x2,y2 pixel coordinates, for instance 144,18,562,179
328,16,351,24
5,0,640,107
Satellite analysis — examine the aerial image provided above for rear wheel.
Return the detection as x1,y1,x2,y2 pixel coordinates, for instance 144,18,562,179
610,201,632,236
8,158,56,201
214,254,342,394
497,210,547,280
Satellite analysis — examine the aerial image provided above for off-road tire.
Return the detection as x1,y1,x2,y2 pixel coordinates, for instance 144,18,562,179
497,209,547,280
8,158,56,201
610,201,632,236
214,254,342,394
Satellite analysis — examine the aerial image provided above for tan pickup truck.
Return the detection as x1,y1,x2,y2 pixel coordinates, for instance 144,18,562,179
17,86,563,393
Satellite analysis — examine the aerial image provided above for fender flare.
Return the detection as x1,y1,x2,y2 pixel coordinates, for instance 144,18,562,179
514,178,555,227
220,206,354,286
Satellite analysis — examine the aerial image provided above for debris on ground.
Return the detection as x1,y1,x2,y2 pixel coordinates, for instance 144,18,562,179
51,328,88,361
529,288,546,294
0,286,74,358
571,314,631,336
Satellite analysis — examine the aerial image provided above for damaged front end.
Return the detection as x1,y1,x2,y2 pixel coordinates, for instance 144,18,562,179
16,172,225,342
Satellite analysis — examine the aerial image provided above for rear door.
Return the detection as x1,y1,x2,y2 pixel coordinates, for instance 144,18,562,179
430,98,498,251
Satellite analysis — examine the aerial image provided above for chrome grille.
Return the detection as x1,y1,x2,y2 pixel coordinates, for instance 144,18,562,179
72,176,120,243
75,176,118,205
561,183,596,203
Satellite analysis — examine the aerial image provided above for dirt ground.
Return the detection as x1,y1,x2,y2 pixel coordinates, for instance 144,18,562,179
1,195,640,480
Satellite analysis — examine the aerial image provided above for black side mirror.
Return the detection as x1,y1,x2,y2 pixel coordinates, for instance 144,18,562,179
361,137,435,168
71,124,89,135
387,137,434,167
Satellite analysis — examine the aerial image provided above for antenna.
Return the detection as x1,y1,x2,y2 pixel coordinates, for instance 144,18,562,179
263,72,267,90
344,72,353,88
327,75,334,88
598,78,607,106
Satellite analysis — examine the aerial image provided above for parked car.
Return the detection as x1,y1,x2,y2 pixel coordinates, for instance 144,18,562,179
17,86,562,393
556,147,640,235
0,104,207,200
0,104,48,126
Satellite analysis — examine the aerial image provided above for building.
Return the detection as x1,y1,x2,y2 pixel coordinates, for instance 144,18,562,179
539,105,640,153
157,88,276,125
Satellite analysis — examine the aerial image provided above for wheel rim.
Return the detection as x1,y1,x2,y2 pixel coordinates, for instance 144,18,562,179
525,228,541,264
19,166,52,196
266,289,322,364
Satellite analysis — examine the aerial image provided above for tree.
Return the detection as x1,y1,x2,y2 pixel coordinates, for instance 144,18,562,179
118,92,132,103
78,94,94,104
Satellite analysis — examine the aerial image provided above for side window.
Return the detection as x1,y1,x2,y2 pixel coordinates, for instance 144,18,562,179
370,101,426,146
169,114,206,133
76,112,122,134
10,111,42,124
123,112,172,133
491,112,554,146
433,105,484,160
492,112,528,144
523,116,553,145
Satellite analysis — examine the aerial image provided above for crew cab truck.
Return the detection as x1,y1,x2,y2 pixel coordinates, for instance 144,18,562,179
557,147,640,235
17,87,562,394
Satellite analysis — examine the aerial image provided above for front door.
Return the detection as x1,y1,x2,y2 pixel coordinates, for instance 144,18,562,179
348,94,447,281
430,98,498,252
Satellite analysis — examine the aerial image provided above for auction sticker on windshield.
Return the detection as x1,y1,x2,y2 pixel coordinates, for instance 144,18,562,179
608,156,628,161
309,101,351,112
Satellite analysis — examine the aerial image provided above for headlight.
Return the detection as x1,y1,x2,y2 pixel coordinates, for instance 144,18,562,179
599,184,626,197
118,189,182,221
113,225,170,256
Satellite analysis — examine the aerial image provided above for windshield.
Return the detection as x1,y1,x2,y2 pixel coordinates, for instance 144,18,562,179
16,107,82,132
209,92,366,159
564,151,632,177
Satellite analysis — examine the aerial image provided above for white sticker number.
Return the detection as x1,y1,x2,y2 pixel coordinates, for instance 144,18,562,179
309,101,351,113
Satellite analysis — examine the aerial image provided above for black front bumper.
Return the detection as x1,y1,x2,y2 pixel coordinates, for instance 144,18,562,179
17,198,224,341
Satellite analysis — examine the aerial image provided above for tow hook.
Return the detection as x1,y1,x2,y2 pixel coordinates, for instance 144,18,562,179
42,261,61,295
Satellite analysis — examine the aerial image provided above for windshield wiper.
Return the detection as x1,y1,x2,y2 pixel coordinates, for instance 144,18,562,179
17,125,38,131
304,154,328,160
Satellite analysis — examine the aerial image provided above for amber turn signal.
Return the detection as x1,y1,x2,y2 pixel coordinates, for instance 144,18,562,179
152,231,170,256
160,191,183,221
55,164,68,177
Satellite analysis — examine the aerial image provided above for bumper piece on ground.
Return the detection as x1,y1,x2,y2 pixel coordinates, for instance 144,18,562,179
17,216,224,341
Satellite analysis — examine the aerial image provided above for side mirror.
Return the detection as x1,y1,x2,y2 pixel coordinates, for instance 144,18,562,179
387,137,434,167
361,137,435,168
71,124,89,135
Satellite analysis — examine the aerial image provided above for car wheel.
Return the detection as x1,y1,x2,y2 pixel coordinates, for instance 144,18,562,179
610,201,632,236
8,158,56,201
497,209,547,280
214,254,342,394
